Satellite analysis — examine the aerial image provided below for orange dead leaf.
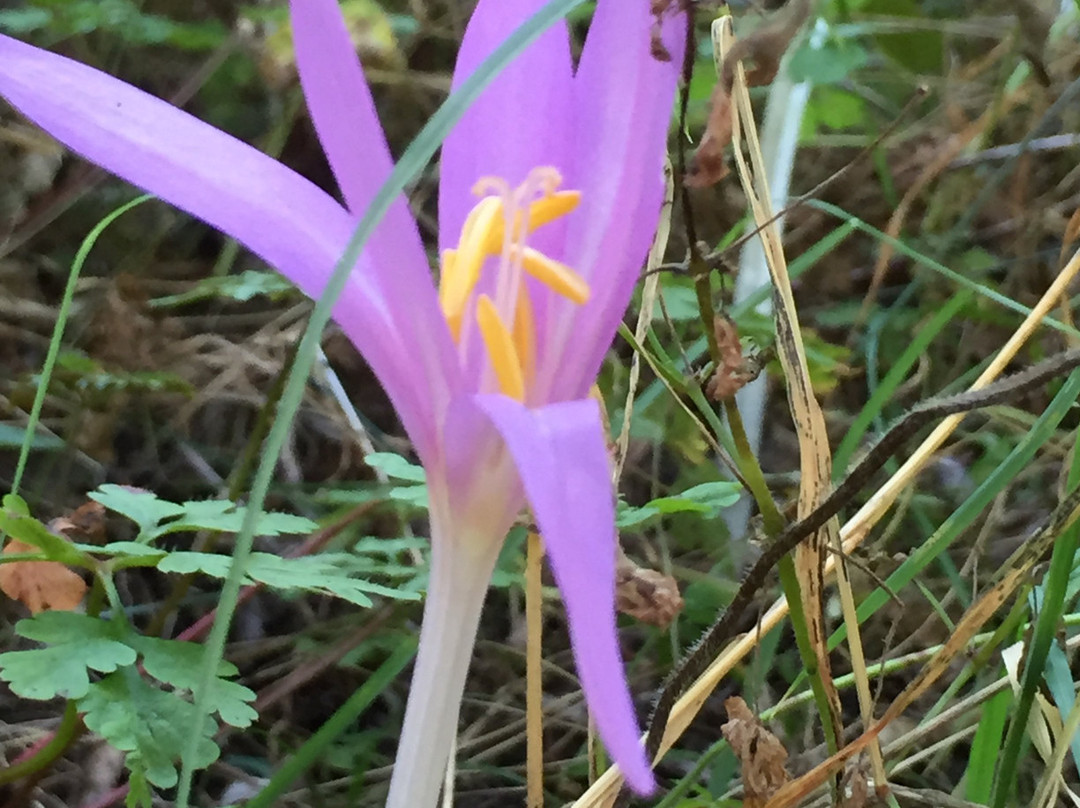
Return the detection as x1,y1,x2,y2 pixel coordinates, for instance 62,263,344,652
686,81,734,187
0,539,87,613
48,500,107,545
722,696,791,807
706,316,762,400
686,0,811,188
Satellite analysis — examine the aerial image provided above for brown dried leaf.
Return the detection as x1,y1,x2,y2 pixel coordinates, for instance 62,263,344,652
0,539,87,614
721,0,811,90
649,0,688,61
686,81,733,188
839,756,872,808
705,316,763,400
722,696,791,807
615,560,684,628
687,0,812,188
1063,207,1080,258
48,500,107,545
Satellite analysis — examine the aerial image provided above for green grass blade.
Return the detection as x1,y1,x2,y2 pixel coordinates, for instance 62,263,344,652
990,425,1080,808
245,638,417,808
808,200,1080,340
833,289,972,476
10,194,151,496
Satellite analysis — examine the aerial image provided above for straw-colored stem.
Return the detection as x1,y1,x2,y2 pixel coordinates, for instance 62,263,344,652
526,531,545,807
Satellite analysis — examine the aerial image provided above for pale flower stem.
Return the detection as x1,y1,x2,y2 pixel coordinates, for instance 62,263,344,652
440,736,456,808
525,531,544,807
386,535,498,808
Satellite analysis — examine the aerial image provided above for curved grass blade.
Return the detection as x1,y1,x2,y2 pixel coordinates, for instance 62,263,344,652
10,194,152,496
175,2,588,804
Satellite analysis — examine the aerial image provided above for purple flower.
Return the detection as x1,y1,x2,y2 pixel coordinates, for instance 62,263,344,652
0,0,682,801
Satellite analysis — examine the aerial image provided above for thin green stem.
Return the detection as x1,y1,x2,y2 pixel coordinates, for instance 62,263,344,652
245,639,417,808
991,426,1080,808
0,701,82,785
10,195,151,496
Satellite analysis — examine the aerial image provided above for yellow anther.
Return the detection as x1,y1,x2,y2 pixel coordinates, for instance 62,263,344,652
512,287,537,390
526,190,581,230
482,191,582,254
439,197,503,326
476,294,525,402
514,247,590,305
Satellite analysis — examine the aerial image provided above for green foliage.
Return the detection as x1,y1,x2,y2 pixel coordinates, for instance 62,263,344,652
80,672,219,788
0,0,227,50
157,551,421,607
365,452,426,483
129,636,257,727
0,424,63,451
856,0,943,74
363,452,430,508
89,483,317,544
803,86,866,132
0,495,88,565
618,481,743,529
149,270,298,309
0,611,255,795
788,35,868,84
0,613,135,699
42,352,194,403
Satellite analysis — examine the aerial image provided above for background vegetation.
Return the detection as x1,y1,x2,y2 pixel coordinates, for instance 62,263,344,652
2,0,1080,806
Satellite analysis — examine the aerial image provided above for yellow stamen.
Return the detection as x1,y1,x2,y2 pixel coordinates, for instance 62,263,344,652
514,247,590,304
513,286,537,389
439,197,502,326
476,294,525,402
438,249,463,338
482,191,582,254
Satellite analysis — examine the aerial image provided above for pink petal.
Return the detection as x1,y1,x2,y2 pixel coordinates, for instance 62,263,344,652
536,0,684,402
438,0,574,251
288,0,462,459
0,33,350,297
468,394,655,795
289,0,429,270
0,33,452,459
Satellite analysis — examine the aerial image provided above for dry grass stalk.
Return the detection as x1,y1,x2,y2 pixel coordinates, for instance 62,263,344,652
571,145,1080,808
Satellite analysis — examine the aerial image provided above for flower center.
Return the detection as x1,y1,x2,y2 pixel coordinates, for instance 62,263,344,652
437,167,590,402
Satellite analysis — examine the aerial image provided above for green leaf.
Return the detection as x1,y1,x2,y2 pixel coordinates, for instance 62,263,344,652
859,0,943,74
131,637,256,728
0,424,64,451
965,686,1011,804
671,481,743,513
788,37,868,84
386,484,430,509
655,283,701,322
804,86,866,132
89,485,317,543
156,551,420,606
79,672,219,788
150,269,296,308
0,613,136,699
0,8,52,33
617,481,742,528
163,499,316,537
0,510,88,566
90,485,185,542
126,769,152,808
365,452,426,483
